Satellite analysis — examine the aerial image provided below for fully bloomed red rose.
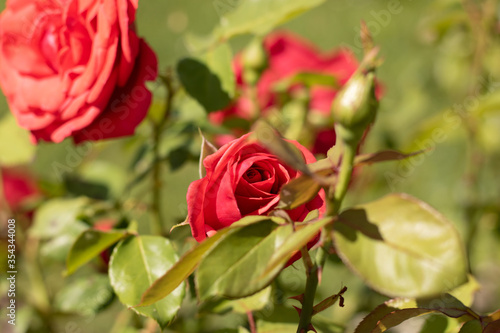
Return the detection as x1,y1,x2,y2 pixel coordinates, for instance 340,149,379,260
186,133,325,243
0,0,157,143
210,31,360,154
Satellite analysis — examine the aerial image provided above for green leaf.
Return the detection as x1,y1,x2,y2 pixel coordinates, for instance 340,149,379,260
196,218,287,300
109,236,184,329
214,0,326,40
54,274,114,315
184,31,218,54
0,113,36,166
278,175,321,210
354,294,476,333
31,197,90,261
260,217,333,278
449,275,480,307
137,227,233,307
65,229,130,276
30,197,90,239
213,286,272,314
204,43,235,98
139,216,278,307
458,320,483,333
419,315,449,333
278,169,333,210
39,221,88,262
63,175,109,200
334,193,468,298
79,160,128,198
177,58,231,112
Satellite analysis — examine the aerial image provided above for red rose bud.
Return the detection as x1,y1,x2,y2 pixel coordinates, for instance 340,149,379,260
242,37,268,86
331,69,378,144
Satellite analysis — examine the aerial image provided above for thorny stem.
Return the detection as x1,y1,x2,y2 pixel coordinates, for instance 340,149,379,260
150,71,176,236
296,141,357,333
296,264,319,333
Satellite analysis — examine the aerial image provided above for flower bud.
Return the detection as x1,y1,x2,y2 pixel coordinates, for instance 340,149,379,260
331,69,378,143
242,37,268,85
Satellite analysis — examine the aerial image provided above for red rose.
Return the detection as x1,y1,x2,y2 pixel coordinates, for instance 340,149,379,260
186,133,325,243
0,0,157,143
210,31,360,154
1,167,40,212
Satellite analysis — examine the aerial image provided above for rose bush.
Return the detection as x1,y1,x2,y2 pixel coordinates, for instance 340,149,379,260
209,31,360,154
186,133,325,244
0,0,157,143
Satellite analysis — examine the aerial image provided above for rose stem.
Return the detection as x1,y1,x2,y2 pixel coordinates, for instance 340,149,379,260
296,142,356,333
150,70,176,236
247,310,257,333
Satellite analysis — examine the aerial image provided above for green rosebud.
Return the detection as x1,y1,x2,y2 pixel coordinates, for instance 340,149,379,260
242,37,268,86
331,69,378,144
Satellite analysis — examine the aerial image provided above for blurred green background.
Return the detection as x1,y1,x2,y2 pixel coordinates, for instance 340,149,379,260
1,0,499,332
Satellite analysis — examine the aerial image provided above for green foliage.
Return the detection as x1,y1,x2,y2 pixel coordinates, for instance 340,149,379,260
210,286,272,314
278,175,322,211
204,43,236,98
334,193,468,298
213,0,326,40
253,120,311,175
54,274,114,315
177,57,232,112
355,294,477,333
2,0,500,331
138,227,234,307
196,218,285,300
458,320,483,333
66,229,130,275
30,197,90,239
109,236,185,328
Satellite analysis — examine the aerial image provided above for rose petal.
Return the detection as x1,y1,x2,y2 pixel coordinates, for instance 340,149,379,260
72,39,157,143
186,178,210,242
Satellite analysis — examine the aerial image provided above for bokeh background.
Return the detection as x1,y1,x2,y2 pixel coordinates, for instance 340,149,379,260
1,0,499,332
